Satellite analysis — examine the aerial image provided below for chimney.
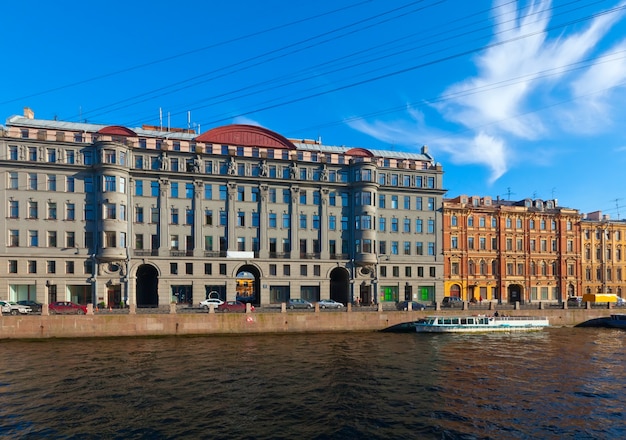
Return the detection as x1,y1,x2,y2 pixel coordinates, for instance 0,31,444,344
24,107,34,119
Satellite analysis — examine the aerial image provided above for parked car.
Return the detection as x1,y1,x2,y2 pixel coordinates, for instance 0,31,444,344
396,301,426,311
288,298,313,309
318,299,344,309
217,301,254,313
441,296,464,308
0,300,32,315
567,296,583,307
49,301,87,315
199,298,224,310
17,300,43,313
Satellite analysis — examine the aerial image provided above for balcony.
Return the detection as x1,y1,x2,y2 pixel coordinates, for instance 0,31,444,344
269,252,291,259
204,251,227,258
300,252,321,259
134,249,158,257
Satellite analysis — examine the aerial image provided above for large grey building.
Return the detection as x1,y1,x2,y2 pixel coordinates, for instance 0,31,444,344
0,108,444,308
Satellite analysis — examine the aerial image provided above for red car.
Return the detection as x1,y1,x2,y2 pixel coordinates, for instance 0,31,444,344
49,301,88,315
217,301,254,313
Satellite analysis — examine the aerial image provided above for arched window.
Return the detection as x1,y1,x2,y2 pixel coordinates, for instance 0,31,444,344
468,260,475,275
480,260,487,275
468,216,474,227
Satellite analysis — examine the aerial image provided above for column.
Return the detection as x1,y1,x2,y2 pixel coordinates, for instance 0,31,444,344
158,178,169,257
259,184,269,258
193,180,204,257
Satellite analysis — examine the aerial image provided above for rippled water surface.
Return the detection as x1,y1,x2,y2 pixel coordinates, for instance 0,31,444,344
1,327,625,439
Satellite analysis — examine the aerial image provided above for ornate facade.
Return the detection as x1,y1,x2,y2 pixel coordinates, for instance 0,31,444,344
0,108,445,308
443,195,582,304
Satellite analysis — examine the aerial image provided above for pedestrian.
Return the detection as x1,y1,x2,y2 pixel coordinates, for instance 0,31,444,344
494,310,499,317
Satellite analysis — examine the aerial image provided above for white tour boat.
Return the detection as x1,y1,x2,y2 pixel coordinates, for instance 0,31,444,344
415,315,550,333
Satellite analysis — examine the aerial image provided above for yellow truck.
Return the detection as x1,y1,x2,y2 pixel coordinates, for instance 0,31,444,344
582,293,618,303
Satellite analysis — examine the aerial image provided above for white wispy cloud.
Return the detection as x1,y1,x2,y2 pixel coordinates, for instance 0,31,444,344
232,116,262,126
349,0,626,183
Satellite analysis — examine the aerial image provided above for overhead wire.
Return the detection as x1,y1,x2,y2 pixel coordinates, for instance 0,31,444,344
198,2,626,129
0,0,374,107
77,0,444,125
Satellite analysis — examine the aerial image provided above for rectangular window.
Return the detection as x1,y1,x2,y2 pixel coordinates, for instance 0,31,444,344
9,172,18,189
85,176,93,193
28,173,37,190
9,200,18,218
9,230,19,247
29,201,38,219
47,175,57,191
104,231,116,248
66,231,76,247
428,242,435,256
104,175,116,192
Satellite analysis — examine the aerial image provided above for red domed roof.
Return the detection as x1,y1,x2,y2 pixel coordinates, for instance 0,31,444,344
196,124,295,149
97,126,137,137
346,147,374,157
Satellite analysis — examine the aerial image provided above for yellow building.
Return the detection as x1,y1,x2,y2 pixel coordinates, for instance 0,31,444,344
580,211,626,298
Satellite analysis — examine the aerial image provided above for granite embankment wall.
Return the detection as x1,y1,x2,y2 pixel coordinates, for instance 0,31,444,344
0,308,614,339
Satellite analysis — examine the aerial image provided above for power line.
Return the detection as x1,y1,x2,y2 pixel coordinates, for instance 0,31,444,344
196,3,626,128
0,0,374,108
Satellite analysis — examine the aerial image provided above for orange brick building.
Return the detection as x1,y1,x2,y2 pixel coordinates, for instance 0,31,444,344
443,195,582,304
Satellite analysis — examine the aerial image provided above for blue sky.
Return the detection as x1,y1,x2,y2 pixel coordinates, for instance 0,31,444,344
2,0,626,216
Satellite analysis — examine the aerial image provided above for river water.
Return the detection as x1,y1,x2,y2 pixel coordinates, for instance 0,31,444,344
1,327,624,439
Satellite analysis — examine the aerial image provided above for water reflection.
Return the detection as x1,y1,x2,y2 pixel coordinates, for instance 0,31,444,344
0,329,625,439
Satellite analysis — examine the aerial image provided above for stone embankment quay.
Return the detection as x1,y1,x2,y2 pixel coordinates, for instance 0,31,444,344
0,302,619,339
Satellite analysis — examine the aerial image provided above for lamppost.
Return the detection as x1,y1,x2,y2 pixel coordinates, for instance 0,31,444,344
349,258,355,305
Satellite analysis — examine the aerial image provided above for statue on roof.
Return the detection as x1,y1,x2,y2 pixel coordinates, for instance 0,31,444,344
158,151,168,171
320,164,328,181
228,157,237,175
259,159,269,177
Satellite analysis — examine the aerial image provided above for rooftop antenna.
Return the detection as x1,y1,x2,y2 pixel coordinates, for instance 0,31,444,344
502,187,516,200
188,111,191,130
551,187,556,199
615,198,623,220
159,107,163,131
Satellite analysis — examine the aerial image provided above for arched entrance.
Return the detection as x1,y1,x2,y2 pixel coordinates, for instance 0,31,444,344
329,267,350,305
507,284,524,304
136,264,159,308
449,284,461,299
236,265,261,305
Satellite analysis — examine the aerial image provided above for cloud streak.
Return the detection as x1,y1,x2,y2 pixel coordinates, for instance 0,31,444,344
349,0,626,183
